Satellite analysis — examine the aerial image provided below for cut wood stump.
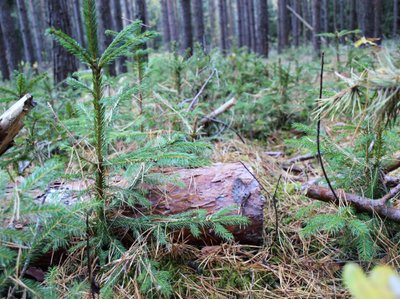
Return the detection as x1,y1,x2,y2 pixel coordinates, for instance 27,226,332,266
0,94,36,156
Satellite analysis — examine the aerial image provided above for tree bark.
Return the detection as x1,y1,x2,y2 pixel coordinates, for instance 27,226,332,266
208,0,217,48
374,0,383,40
349,0,357,31
0,0,21,75
247,0,256,52
237,0,245,47
360,0,375,37
27,0,44,66
278,0,289,53
98,0,116,76
394,0,398,36
112,0,128,73
161,0,171,46
180,0,193,55
71,0,85,47
312,0,321,56
135,0,148,61
167,0,179,46
36,163,266,244
0,94,36,156
338,0,345,43
0,25,10,80
48,0,78,84
218,0,229,52
191,0,205,48
256,0,269,56
291,0,300,47
16,0,35,64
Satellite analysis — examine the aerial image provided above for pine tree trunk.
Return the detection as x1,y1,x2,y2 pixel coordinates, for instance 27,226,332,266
291,0,300,47
374,0,383,40
237,0,245,47
349,0,357,30
135,0,148,61
227,0,235,45
256,0,269,56
361,0,375,37
161,0,171,46
0,0,21,75
167,0,179,45
247,0,256,52
338,0,345,43
243,0,251,48
312,0,321,55
192,0,204,48
16,0,35,64
180,0,193,55
48,0,78,84
0,25,10,80
394,0,399,37
278,0,289,53
208,0,217,48
112,0,127,73
72,0,85,47
98,0,116,76
27,0,43,66
218,0,229,52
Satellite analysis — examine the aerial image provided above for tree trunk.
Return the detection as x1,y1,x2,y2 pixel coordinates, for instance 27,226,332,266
374,0,383,41
27,0,44,66
72,0,85,47
208,0,217,48
191,0,204,48
247,0,256,52
134,0,148,61
338,0,345,43
48,0,78,84
349,0,357,30
0,0,21,75
167,0,179,46
237,0,245,47
112,0,128,73
291,0,300,47
0,25,10,80
256,0,269,56
98,0,116,76
218,0,229,52
180,0,193,55
312,0,321,55
394,0,398,36
16,0,35,64
161,0,171,46
361,0,375,37
278,0,289,53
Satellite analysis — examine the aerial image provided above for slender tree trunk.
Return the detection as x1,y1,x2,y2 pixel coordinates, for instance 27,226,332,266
227,0,235,46
394,0,399,36
48,0,78,84
374,0,383,41
161,0,171,46
237,0,245,47
167,0,179,46
338,0,345,43
361,0,375,37
256,0,268,57
0,25,10,80
16,0,35,64
27,0,43,66
278,0,289,53
291,0,300,47
135,0,148,60
247,0,256,52
72,0,85,47
312,0,321,55
180,0,193,55
349,0,357,30
243,0,251,48
208,0,217,48
112,0,128,73
192,0,205,48
218,0,229,52
0,0,21,75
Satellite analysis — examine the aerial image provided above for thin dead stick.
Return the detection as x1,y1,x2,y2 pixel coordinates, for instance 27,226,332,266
187,69,216,111
199,97,237,125
287,153,316,164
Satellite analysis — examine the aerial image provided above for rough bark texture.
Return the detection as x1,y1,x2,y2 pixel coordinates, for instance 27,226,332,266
167,0,179,45
192,0,205,48
48,0,78,84
312,0,321,55
98,0,116,76
16,0,35,64
27,0,44,65
0,94,36,156
112,0,128,73
36,163,265,244
361,0,375,37
291,0,300,47
72,0,85,48
180,0,193,55
247,0,256,52
237,0,245,47
0,0,20,75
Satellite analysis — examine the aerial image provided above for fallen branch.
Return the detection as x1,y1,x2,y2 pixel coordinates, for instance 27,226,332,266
304,184,400,222
0,94,36,156
287,153,316,164
199,97,237,125
187,69,216,111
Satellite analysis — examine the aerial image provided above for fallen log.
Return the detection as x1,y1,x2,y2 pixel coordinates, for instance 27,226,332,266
304,184,400,222
0,94,36,156
36,162,265,244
